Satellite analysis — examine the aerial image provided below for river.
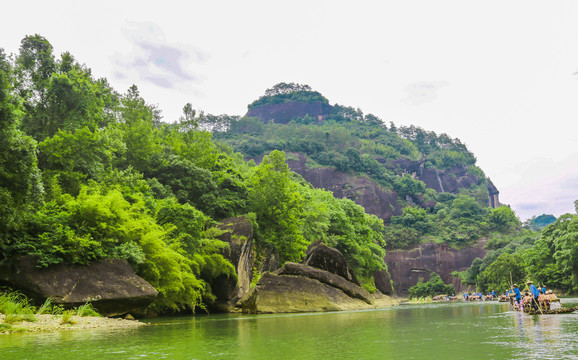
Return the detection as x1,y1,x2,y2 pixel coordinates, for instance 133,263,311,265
1,299,577,359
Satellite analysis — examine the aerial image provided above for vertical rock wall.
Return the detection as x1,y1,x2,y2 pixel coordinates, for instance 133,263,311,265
385,239,487,296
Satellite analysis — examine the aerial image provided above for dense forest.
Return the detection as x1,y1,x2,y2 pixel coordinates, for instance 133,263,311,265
0,36,388,313
0,35,576,316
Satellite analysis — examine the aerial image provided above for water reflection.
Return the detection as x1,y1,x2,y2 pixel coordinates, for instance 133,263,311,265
493,301,578,360
0,300,576,359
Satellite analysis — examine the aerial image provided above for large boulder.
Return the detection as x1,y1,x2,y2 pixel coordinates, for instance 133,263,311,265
0,257,157,317
240,272,372,313
373,270,394,295
239,256,397,314
303,241,360,286
278,262,371,304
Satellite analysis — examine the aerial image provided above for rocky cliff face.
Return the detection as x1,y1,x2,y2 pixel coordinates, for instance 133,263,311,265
385,158,499,208
246,102,333,124
284,153,499,226
286,153,402,223
385,239,488,296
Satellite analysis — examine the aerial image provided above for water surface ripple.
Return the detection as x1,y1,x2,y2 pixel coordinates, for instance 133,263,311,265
1,299,577,359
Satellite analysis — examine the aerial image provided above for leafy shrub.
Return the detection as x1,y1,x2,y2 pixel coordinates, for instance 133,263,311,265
0,291,37,324
408,273,455,299
76,301,100,317
60,310,76,325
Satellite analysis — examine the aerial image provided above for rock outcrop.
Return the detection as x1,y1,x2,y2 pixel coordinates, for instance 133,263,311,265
385,158,499,208
241,272,371,313
285,153,402,223
214,215,283,311
385,240,488,296
303,241,360,286
373,270,394,295
278,262,372,304
246,102,333,124
0,257,157,317
240,244,395,313
214,216,255,309
283,153,500,225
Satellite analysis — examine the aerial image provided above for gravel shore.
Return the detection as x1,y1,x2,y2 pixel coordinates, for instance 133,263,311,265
0,314,146,335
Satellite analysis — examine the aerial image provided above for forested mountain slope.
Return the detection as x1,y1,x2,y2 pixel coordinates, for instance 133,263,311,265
211,83,578,295
212,82,511,250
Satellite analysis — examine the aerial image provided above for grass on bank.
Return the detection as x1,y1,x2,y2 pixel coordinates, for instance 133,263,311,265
0,290,101,333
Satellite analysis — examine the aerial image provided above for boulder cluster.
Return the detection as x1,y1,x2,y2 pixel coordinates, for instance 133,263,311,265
0,216,395,316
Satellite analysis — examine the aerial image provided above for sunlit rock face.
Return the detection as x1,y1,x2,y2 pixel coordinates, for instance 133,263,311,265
385,239,488,296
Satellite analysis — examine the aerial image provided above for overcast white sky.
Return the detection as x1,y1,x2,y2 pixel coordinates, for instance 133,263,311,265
3,1,578,220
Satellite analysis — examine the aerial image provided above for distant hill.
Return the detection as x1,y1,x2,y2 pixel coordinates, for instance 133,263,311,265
524,214,557,231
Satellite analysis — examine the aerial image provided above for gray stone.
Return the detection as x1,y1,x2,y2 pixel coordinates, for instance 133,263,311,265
303,242,360,285
277,262,372,304
240,272,370,313
1,257,157,317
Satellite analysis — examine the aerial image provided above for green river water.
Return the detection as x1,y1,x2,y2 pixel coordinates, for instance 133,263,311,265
1,299,577,360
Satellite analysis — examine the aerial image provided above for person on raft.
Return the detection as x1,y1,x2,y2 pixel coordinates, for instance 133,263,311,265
512,284,522,310
538,290,547,309
522,292,532,311
527,280,540,311
546,290,561,310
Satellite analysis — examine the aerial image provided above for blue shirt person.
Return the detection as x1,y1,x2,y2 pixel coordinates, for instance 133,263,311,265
513,285,521,301
528,281,540,311
530,283,539,298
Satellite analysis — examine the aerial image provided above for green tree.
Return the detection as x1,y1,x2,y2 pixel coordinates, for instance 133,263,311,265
477,252,525,293
0,49,43,262
146,154,219,216
16,37,118,140
179,103,199,130
116,85,163,171
38,127,125,195
393,174,426,199
408,273,454,299
248,150,307,262
522,236,568,290
525,213,578,293
15,34,56,107
463,257,483,285
451,195,484,220
488,206,519,232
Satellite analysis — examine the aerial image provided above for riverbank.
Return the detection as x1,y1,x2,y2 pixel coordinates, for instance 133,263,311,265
0,314,146,335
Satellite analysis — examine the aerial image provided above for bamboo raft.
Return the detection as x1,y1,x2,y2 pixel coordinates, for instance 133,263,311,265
527,306,578,315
